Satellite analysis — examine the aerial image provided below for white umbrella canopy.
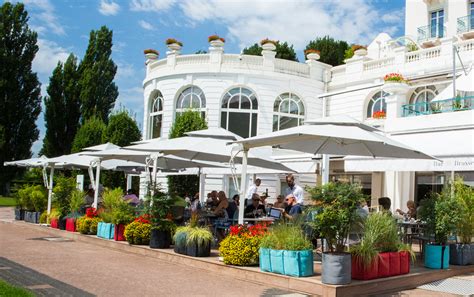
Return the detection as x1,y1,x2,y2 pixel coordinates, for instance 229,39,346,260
234,116,434,160
82,142,120,151
432,70,474,102
3,155,49,167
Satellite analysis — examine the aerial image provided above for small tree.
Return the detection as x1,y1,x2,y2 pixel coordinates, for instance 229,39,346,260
71,117,106,153
53,176,77,218
305,36,349,66
242,41,298,62
168,110,207,197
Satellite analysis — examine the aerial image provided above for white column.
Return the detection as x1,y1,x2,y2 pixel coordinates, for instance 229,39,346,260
321,155,330,185
199,172,206,204
383,82,410,119
47,166,54,215
238,149,248,225
93,161,101,209
126,174,132,190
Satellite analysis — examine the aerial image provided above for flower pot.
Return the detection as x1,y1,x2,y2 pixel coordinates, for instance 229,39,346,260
65,218,76,232
399,251,410,274
306,53,320,61
449,243,473,265
209,40,224,48
259,248,272,272
388,252,401,276
173,232,187,255
261,43,276,51
145,53,158,60
354,49,367,56
58,217,67,230
114,224,126,241
150,229,171,249
425,244,450,269
25,212,40,224
382,81,409,95
282,250,313,277
322,252,351,285
352,255,379,280
50,218,58,229
186,241,211,257
98,222,114,239
269,249,285,274
14,209,25,220
378,252,390,278
167,43,182,51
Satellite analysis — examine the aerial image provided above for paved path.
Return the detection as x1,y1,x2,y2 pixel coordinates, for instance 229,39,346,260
0,222,304,297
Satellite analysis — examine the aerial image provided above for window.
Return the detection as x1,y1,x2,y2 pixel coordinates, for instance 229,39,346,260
273,93,305,131
430,10,444,38
220,87,258,138
367,91,388,118
409,85,438,113
471,2,474,31
149,91,163,139
176,86,206,118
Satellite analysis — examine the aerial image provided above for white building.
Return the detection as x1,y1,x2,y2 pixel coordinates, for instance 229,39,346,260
141,0,474,212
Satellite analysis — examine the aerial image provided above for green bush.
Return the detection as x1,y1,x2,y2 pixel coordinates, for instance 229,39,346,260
71,116,106,153
53,176,76,217
452,177,474,244
260,223,312,251
69,189,84,217
39,211,48,224
16,184,47,212
124,221,151,245
100,188,124,223
76,216,100,235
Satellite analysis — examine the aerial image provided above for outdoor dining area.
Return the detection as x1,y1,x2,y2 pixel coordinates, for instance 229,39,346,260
5,116,473,295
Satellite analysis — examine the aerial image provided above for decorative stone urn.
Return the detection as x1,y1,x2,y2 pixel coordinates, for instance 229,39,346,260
167,43,182,52
209,39,225,48
261,42,276,51
306,52,320,61
382,81,409,94
145,53,158,60
354,48,367,56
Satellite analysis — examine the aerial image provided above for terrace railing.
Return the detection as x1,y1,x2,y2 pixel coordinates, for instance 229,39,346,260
417,25,445,43
401,96,474,117
457,15,474,34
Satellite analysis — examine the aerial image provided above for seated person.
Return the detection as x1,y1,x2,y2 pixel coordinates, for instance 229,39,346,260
244,193,266,218
84,185,95,207
226,194,239,219
190,193,201,212
378,197,392,214
396,200,417,220
273,194,286,209
260,192,269,205
283,194,302,220
208,190,220,209
213,191,229,217
123,189,139,206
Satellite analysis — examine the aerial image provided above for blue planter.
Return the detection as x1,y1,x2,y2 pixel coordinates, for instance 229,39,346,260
425,244,450,269
261,249,314,277
97,222,114,239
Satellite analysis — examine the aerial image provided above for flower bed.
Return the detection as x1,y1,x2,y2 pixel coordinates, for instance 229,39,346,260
219,224,268,266
372,111,386,119
384,73,406,83
124,215,151,245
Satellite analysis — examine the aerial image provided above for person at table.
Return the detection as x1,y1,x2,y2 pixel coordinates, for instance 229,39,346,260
396,200,417,220
285,174,304,205
226,194,239,219
244,193,266,218
190,193,201,212
213,191,229,217
282,195,302,220
273,194,286,209
208,190,219,209
378,197,392,214
246,178,261,206
123,189,139,206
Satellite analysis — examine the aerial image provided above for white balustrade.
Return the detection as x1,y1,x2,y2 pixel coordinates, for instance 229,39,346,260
274,59,310,77
456,39,474,52
363,57,395,71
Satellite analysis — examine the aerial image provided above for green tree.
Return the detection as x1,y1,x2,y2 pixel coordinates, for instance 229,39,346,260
0,3,42,195
305,36,349,66
168,110,207,197
102,110,142,189
242,41,298,62
71,117,106,153
78,26,118,123
41,54,81,157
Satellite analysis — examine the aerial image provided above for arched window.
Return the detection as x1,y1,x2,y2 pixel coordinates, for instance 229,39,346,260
220,87,258,138
273,93,305,131
176,86,206,118
367,91,388,118
409,85,438,113
149,91,163,139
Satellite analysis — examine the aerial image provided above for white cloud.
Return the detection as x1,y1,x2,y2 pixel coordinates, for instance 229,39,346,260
138,20,154,31
381,9,404,24
23,0,65,35
115,62,137,81
33,39,70,76
99,0,120,16
130,0,176,12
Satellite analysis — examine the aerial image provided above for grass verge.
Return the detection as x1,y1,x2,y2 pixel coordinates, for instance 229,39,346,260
0,279,34,297
0,197,15,207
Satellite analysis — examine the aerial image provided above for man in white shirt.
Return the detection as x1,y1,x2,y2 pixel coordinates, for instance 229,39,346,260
285,174,304,205
246,178,261,206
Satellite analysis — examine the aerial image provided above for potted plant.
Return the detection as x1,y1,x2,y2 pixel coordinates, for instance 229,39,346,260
30,185,47,223
146,190,176,249
307,182,366,284
98,188,122,239
260,223,313,277
219,223,268,266
304,49,320,61
48,209,61,228
350,212,414,280
173,214,213,257
53,176,76,230
111,200,135,241
449,177,474,265
352,45,367,56
208,35,225,47
76,208,100,235
372,110,386,119
143,48,159,60
14,186,27,220
260,38,277,51
382,73,409,95
418,185,461,269
124,214,151,245
165,38,183,51
65,189,84,232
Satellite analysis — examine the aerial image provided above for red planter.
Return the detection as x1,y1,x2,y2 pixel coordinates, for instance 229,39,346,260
65,218,76,232
50,218,59,229
114,224,126,241
352,251,410,280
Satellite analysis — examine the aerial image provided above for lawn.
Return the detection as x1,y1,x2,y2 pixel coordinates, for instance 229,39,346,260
0,279,34,297
0,196,16,207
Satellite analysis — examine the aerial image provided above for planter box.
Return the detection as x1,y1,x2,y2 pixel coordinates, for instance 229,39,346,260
150,229,171,249
425,244,449,269
24,211,40,224
14,209,25,220
450,243,473,266
322,253,351,285
50,218,59,229
186,241,211,257
58,217,67,230
97,222,115,239
259,249,313,277
352,251,410,280
65,218,76,232
173,232,187,255
114,224,126,241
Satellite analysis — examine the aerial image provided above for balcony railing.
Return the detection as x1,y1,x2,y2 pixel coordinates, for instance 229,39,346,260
417,25,445,43
457,15,474,34
402,96,474,117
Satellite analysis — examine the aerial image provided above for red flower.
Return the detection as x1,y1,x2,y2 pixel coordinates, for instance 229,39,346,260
134,214,151,224
373,111,386,119
86,208,98,218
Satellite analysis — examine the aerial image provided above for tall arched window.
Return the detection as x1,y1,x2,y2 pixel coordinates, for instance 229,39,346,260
409,85,438,113
220,87,258,138
273,93,305,131
367,91,388,118
176,86,206,118
149,91,163,139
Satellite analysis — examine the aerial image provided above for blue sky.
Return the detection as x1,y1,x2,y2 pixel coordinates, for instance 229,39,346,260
14,0,405,156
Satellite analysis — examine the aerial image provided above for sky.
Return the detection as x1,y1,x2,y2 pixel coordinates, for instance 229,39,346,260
11,0,406,156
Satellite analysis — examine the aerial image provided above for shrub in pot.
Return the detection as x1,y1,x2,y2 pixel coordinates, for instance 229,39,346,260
111,202,134,241
419,187,461,269
307,182,366,284
449,177,474,265
98,189,122,239
48,209,61,228
124,215,151,245
65,189,84,232
173,214,212,257
350,212,415,280
53,176,76,229
260,223,314,277
219,224,268,266
146,190,176,249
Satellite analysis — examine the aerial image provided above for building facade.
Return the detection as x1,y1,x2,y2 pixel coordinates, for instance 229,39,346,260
141,0,474,211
